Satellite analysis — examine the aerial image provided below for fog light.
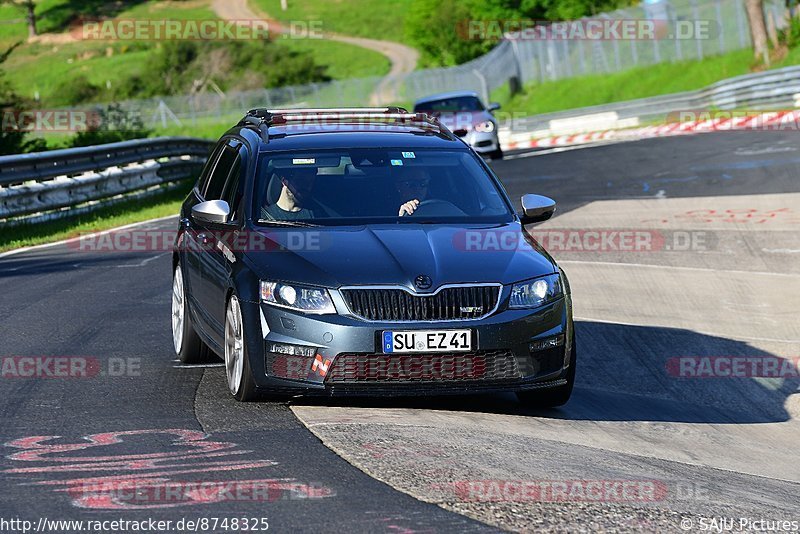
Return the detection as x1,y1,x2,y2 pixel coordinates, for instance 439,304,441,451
529,334,565,353
266,342,316,358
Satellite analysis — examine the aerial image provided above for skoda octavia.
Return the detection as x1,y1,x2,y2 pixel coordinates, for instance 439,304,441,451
171,107,575,404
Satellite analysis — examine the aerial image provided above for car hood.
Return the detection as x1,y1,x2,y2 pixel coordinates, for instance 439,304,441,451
244,223,557,289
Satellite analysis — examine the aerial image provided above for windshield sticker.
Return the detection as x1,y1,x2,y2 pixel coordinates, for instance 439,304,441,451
292,158,315,165
390,159,404,166
402,152,416,159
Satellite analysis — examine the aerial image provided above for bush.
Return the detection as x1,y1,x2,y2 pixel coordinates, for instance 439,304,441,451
68,103,152,148
118,39,332,99
405,0,492,67
781,14,800,49
52,74,101,106
405,0,638,66
0,44,47,155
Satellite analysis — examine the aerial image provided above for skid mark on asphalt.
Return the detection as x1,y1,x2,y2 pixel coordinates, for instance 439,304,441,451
2,429,333,510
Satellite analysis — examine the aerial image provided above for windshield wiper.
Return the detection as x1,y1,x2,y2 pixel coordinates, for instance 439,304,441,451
256,219,320,228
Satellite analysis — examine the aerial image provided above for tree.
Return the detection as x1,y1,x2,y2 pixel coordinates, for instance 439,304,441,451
745,0,769,65
0,42,46,154
1,1,37,37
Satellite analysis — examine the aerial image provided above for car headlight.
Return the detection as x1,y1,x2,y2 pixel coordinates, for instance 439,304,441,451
509,274,562,309
475,120,495,133
260,281,336,314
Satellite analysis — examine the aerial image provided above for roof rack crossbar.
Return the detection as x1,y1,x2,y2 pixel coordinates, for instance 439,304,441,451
247,107,408,116
238,107,450,142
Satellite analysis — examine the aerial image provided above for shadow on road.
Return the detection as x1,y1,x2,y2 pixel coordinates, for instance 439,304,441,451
293,321,798,425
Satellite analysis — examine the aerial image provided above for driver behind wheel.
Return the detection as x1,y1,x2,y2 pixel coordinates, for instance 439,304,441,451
395,167,431,216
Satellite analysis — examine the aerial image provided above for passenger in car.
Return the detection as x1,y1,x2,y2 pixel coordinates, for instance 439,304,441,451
261,167,317,220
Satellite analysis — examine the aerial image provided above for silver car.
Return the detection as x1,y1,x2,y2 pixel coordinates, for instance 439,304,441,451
413,91,503,160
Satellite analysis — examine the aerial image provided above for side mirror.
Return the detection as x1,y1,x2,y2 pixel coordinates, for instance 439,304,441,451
519,194,556,225
192,200,230,225
488,102,501,112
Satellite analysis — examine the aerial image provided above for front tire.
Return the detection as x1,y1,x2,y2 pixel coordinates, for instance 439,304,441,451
172,264,211,364
489,148,504,160
516,334,576,407
224,295,258,402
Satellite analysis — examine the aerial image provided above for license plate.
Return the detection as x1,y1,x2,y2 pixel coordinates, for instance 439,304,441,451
382,330,472,353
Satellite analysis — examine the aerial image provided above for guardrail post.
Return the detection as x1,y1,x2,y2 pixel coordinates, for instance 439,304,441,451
736,0,748,47
692,0,704,59
716,0,726,53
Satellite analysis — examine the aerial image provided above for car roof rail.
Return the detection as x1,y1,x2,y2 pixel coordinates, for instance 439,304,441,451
238,107,449,142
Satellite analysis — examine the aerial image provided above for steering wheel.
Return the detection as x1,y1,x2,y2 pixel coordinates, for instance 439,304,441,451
410,199,466,217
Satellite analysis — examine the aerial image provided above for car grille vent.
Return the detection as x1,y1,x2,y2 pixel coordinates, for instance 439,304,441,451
341,286,499,321
326,350,521,383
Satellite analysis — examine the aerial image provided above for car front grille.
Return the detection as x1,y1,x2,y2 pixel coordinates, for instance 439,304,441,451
325,350,521,383
341,285,500,322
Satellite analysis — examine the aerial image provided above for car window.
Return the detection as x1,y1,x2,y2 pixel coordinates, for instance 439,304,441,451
196,142,225,195
221,150,243,220
203,144,238,200
253,148,512,226
414,96,484,113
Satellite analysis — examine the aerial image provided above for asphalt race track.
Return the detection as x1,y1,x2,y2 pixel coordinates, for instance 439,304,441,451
1,130,798,532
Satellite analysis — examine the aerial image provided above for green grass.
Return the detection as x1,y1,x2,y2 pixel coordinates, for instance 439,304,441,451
279,38,389,79
1,0,389,105
1,1,218,104
777,44,800,67
4,42,152,103
0,0,208,45
0,185,189,252
0,4,28,45
493,49,760,116
252,0,413,42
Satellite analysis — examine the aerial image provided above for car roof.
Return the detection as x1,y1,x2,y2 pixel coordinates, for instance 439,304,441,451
257,128,465,153
414,91,481,107
228,108,471,153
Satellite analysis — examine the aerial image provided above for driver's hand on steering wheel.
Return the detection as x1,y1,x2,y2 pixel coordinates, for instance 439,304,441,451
398,199,420,216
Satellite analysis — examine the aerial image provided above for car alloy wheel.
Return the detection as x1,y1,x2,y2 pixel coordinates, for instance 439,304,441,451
225,296,245,395
171,265,185,354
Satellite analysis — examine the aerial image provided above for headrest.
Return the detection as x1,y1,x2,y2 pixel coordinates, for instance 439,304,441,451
266,173,283,205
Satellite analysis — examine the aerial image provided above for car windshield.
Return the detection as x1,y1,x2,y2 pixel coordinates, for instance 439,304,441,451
253,148,513,226
414,96,484,113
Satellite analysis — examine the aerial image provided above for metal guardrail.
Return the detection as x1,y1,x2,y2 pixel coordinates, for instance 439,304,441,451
0,137,214,223
0,137,214,187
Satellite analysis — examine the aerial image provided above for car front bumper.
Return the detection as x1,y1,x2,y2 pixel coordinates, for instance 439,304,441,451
239,292,573,397
459,130,501,155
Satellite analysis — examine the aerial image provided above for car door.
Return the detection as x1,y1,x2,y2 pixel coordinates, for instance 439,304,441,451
192,139,244,340
183,141,225,321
